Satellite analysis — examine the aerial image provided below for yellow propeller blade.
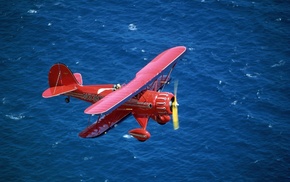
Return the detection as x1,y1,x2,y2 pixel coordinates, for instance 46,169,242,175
172,98,179,130
172,80,179,130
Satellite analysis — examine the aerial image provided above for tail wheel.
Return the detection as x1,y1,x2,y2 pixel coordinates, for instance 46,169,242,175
65,97,70,103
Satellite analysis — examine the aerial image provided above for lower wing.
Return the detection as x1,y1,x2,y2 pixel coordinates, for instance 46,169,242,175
79,109,131,138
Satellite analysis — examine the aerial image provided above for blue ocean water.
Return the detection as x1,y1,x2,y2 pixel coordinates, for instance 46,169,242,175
1,0,290,181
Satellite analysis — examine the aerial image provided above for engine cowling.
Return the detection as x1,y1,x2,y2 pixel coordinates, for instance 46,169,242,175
129,90,174,115
154,92,174,115
151,115,171,125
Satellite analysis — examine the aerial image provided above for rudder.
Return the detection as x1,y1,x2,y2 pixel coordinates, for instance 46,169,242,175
48,63,80,87
42,63,80,98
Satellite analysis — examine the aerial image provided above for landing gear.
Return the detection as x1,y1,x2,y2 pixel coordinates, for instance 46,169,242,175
129,128,151,142
65,97,70,103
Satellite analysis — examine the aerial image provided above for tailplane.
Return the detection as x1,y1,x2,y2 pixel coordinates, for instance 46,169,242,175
42,63,80,98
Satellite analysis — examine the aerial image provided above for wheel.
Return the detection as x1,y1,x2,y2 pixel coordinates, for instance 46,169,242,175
65,97,70,103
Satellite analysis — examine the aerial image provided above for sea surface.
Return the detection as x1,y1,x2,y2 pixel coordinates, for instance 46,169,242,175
1,0,289,181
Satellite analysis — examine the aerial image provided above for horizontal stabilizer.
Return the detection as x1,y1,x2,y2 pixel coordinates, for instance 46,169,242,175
42,85,77,98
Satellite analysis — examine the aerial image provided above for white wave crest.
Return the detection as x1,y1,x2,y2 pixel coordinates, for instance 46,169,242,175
6,114,25,120
246,73,260,78
27,9,38,14
128,24,137,31
2,97,7,104
271,60,285,68
123,134,133,139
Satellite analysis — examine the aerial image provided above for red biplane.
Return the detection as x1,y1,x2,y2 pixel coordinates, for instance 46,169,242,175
42,46,186,141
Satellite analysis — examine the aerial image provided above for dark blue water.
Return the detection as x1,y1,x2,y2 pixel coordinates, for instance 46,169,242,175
1,0,290,181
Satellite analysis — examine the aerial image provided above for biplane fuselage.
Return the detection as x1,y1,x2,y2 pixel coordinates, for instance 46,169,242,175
43,46,186,141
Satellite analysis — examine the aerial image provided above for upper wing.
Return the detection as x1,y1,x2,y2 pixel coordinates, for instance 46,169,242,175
84,46,186,115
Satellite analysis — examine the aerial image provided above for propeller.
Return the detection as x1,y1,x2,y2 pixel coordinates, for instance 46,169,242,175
172,80,179,130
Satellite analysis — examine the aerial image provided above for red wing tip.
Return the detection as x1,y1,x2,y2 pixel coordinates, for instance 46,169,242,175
84,109,96,115
84,108,104,115
172,46,186,50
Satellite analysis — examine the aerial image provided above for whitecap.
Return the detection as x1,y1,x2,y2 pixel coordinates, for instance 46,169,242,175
123,134,133,139
268,124,272,128
246,73,257,78
271,60,285,68
2,97,6,104
27,9,38,14
84,156,93,161
52,141,61,148
256,89,262,99
6,114,25,120
130,47,137,51
231,100,237,105
128,23,137,31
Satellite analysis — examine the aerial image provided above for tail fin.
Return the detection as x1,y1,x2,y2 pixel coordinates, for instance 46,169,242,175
48,63,80,87
42,63,80,98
